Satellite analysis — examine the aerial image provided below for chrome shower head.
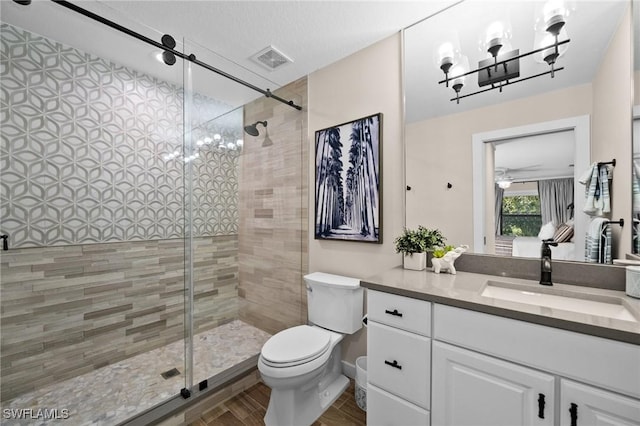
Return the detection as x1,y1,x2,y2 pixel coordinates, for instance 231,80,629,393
244,120,267,136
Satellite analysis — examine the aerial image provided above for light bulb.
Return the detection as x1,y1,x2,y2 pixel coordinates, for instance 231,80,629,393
483,21,512,58
438,42,455,72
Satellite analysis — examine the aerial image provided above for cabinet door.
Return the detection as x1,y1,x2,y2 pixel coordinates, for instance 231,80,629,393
368,383,430,426
432,341,555,426
560,380,640,426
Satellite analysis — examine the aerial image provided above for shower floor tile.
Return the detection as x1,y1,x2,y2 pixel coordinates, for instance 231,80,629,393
1,320,271,426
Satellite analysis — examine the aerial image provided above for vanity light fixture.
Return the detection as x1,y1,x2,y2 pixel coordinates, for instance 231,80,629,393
438,3,571,104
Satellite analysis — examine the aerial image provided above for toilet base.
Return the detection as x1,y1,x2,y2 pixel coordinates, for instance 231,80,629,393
264,374,349,426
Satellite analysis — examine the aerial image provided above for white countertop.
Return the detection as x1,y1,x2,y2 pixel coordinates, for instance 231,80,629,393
361,266,640,345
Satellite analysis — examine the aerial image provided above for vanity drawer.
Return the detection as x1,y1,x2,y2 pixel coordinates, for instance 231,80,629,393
368,289,431,336
367,320,431,409
367,383,430,426
433,303,640,399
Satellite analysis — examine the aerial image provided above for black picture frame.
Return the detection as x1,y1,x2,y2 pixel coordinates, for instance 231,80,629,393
314,113,382,243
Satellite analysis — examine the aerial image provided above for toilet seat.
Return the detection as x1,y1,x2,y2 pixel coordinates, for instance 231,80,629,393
261,325,331,368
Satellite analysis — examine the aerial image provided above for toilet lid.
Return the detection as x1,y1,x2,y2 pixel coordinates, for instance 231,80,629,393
261,325,331,366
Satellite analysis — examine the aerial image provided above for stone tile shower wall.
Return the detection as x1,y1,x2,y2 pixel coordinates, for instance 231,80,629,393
0,235,238,402
239,77,309,335
0,24,241,401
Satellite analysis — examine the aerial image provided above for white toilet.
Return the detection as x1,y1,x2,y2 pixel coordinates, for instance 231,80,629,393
258,272,363,426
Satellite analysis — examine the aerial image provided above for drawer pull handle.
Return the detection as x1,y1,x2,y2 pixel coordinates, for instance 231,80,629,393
537,393,545,419
384,360,402,370
569,403,578,426
384,309,403,317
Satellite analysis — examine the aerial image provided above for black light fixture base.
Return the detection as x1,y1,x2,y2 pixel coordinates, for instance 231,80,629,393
487,38,503,58
451,67,564,102
546,15,566,36
440,59,453,75
478,49,520,87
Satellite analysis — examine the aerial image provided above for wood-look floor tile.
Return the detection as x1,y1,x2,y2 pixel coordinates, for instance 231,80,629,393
199,405,227,423
205,410,245,426
245,383,270,409
224,391,261,420
241,407,267,426
191,379,366,426
315,405,359,426
336,397,367,425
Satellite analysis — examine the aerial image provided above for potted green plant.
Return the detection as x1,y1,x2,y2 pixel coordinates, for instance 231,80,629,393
394,226,446,270
432,245,455,260
416,226,446,251
394,227,427,270
416,226,446,267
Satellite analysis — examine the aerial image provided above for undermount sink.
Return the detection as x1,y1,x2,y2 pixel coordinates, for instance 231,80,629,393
480,281,638,323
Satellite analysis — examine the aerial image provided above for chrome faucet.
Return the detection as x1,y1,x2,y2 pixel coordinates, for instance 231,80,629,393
540,239,558,286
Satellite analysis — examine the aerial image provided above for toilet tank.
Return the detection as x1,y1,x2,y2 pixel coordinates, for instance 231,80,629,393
304,272,363,334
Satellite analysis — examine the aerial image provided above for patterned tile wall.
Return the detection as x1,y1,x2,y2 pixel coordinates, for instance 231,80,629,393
0,23,240,248
0,235,239,402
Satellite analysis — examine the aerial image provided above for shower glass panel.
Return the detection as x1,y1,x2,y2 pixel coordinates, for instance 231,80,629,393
181,37,278,393
0,1,189,423
1,0,308,422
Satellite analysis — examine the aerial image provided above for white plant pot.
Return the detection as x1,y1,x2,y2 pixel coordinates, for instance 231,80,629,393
403,252,426,271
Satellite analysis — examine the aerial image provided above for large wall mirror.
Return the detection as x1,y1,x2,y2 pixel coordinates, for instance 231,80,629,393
404,0,633,264
633,0,640,255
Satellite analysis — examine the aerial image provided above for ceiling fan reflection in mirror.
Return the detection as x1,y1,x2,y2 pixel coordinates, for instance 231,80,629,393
495,165,543,188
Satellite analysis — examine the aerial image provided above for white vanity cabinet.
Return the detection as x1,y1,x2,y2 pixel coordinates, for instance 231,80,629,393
366,290,431,425
433,304,640,426
365,287,640,426
432,341,555,426
560,380,640,426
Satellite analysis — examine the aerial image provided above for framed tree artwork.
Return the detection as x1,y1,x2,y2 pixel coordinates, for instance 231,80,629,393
314,113,382,243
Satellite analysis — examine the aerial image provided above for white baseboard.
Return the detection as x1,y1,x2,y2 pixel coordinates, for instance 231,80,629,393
342,360,356,379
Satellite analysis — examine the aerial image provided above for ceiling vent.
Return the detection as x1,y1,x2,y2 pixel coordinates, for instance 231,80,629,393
250,45,293,71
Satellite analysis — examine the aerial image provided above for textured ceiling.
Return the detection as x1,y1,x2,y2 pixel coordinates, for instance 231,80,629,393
100,0,458,86
1,0,457,108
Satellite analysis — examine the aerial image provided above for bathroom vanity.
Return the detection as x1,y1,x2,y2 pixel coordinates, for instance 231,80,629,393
361,268,640,426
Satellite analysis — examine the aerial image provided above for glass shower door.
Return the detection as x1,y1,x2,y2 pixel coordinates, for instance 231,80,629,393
0,1,190,423
181,34,274,395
